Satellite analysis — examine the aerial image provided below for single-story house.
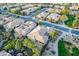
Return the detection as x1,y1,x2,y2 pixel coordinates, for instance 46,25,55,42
14,21,36,38
27,26,53,44
46,13,60,22
4,18,24,31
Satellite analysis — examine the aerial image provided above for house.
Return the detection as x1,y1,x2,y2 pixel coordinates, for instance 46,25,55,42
54,5,60,9
35,11,49,20
21,5,29,10
27,26,53,45
70,10,79,15
4,18,24,31
35,8,55,20
21,4,34,10
20,7,39,15
14,21,36,38
0,17,13,25
70,5,79,10
0,50,11,56
75,5,79,10
46,13,60,22
55,8,61,14
62,33,79,47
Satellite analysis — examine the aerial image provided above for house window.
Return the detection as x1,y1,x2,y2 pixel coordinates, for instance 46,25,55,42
35,40,44,44
44,32,49,36
51,50,55,55
45,10,48,13
39,41,44,44
35,40,38,42
3,20,6,22
22,26,25,29
41,16,44,19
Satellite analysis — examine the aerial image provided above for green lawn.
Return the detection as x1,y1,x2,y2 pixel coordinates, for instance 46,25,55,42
64,15,75,27
58,39,79,56
71,47,79,56
58,39,70,56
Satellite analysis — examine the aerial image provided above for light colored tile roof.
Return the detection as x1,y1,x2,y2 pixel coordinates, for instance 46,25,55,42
27,26,50,44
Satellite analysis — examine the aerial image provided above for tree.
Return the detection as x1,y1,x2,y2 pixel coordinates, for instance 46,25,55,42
60,8,69,15
33,47,40,56
1,32,10,40
37,20,42,25
23,37,40,56
64,15,75,27
0,25,3,29
3,43,12,51
3,40,13,51
72,47,79,56
10,9,17,14
23,48,33,56
72,19,79,29
49,9,56,14
60,15,67,20
49,30,58,41
22,12,25,16
23,37,35,48
15,39,22,51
